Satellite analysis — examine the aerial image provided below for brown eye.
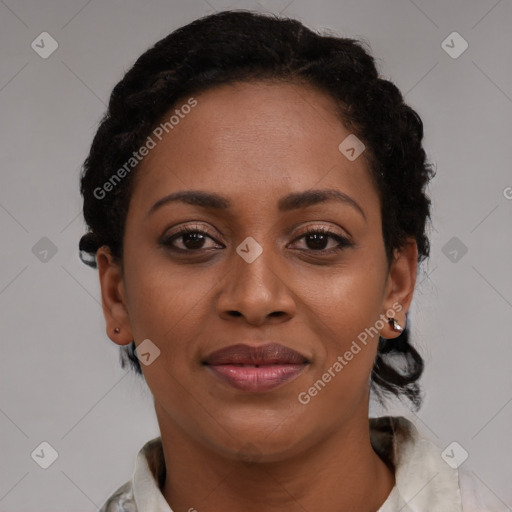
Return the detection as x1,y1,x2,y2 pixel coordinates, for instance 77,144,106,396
159,226,352,255
290,228,353,254
160,227,222,252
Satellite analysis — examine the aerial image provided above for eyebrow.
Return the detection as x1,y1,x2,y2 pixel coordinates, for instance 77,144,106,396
147,188,366,221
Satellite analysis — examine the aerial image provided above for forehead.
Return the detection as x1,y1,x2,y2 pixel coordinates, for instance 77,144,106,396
130,80,379,219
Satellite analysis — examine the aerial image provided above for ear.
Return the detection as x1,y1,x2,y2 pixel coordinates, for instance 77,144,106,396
380,239,418,338
96,245,134,346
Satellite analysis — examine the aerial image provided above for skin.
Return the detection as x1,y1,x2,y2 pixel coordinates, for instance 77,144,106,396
97,80,418,512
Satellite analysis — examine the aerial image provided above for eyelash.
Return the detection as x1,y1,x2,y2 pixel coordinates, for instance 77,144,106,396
160,226,353,255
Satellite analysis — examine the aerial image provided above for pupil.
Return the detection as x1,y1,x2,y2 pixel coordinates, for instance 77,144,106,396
184,233,204,249
307,233,327,250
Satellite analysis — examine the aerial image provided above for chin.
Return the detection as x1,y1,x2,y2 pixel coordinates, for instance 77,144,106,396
205,412,316,462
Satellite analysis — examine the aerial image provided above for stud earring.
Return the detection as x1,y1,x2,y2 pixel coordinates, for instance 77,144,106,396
387,317,403,333
114,327,120,334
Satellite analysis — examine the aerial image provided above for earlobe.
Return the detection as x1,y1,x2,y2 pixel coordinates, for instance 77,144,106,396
96,246,134,346
381,239,418,337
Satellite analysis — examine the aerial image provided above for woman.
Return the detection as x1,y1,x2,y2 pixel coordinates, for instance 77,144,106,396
79,10,494,512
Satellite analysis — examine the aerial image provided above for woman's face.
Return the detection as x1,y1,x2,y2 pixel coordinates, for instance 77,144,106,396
98,80,417,461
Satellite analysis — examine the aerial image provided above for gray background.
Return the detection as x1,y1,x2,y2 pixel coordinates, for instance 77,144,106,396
1,0,511,510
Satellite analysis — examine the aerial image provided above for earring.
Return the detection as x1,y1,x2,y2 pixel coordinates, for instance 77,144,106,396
387,317,403,333
114,327,120,334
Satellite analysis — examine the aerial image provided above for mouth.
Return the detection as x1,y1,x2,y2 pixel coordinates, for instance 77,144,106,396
203,343,310,392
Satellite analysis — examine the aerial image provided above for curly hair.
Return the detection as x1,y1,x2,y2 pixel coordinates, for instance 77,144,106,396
79,9,435,411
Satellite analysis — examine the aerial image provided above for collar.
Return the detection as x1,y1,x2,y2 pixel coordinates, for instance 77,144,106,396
369,416,462,511
103,415,464,511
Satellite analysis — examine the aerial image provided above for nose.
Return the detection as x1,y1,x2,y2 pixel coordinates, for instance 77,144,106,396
216,244,296,326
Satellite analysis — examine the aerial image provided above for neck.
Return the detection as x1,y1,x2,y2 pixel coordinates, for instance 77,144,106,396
155,404,395,512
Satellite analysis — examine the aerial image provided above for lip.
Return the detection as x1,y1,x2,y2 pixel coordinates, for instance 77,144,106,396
203,343,309,392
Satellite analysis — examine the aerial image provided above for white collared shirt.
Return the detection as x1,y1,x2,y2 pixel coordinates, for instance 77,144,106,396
99,415,506,511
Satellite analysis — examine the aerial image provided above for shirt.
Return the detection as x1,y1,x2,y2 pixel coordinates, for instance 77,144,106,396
99,415,506,511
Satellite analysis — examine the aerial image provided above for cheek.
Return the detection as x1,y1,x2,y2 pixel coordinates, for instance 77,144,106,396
304,264,385,389
123,243,210,335
121,251,220,394
122,261,210,410
309,264,384,341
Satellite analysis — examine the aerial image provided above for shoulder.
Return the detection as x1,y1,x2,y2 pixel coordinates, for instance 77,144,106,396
372,415,509,511
98,436,165,511
98,480,137,512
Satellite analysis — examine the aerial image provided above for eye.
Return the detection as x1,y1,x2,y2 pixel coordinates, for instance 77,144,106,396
289,227,353,254
159,225,353,255
159,225,223,252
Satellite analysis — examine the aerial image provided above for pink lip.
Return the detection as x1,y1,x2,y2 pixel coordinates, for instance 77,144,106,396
204,343,309,392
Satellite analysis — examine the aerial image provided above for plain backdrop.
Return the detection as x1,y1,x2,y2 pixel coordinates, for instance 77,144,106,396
1,0,511,510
